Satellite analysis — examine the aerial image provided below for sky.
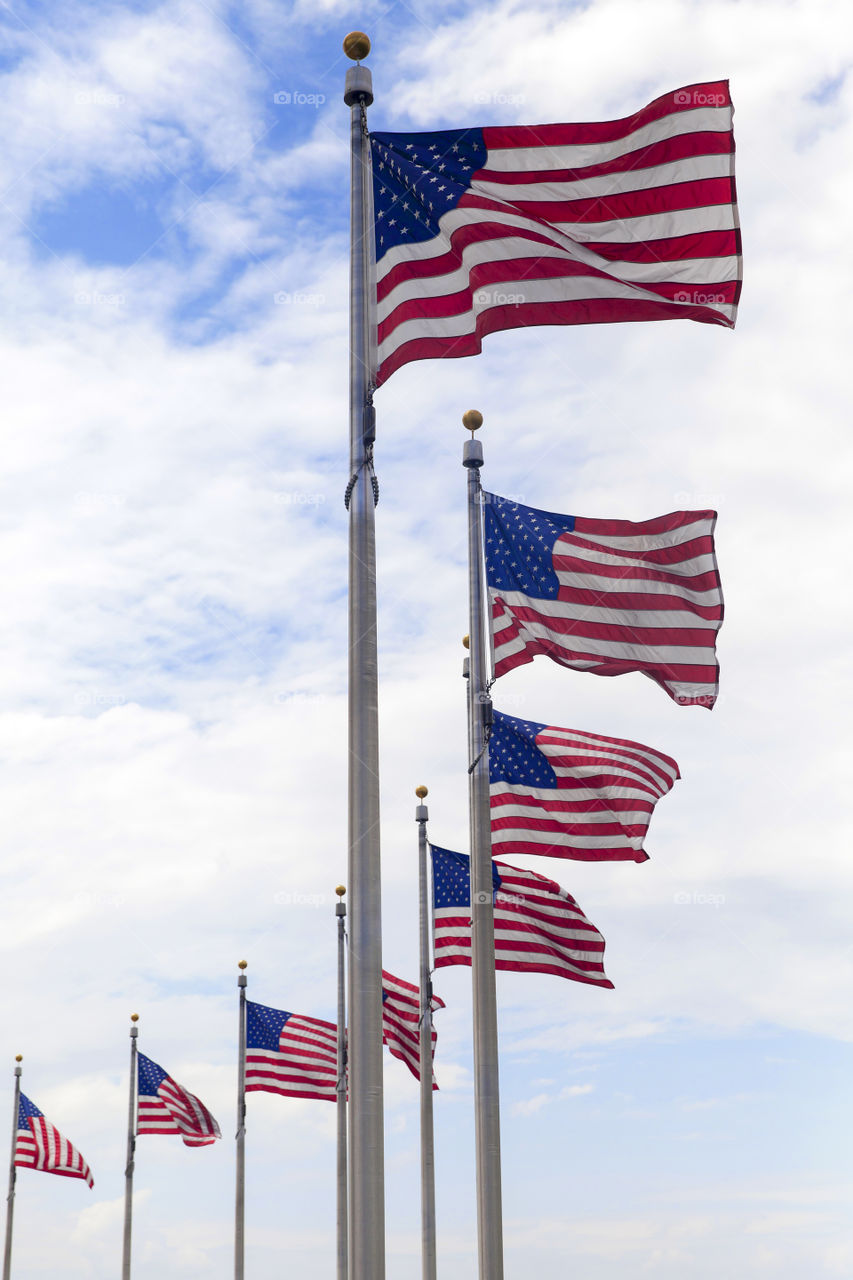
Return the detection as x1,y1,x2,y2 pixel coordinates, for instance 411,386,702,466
0,0,851,1275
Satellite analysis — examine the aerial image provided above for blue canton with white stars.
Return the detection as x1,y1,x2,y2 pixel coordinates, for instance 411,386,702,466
137,1052,169,1097
430,845,501,910
246,1000,291,1051
370,128,487,262
484,495,577,598
489,711,557,789
18,1094,43,1125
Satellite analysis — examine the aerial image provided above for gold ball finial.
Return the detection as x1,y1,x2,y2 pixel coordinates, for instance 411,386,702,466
462,634,470,649
238,960,248,970
343,31,371,61
130,1013,139,1023
15,1055,22,1063
336,884,346,898
415,785,428,798
462,409,483,435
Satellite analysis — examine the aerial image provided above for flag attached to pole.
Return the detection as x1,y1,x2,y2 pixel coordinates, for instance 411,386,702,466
371,81,740,383
431,845,612,988
245,1001,338,1102
14,1094,93,1187
490,710,679,863
381,971,444,1089
136,1053,221,1147
485,497,723,707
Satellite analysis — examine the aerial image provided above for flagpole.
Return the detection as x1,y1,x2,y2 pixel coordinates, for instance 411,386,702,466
122,1014,139,1280
415,787,437,1280
342,31,385,1280
463,410,504,1280
235,961,248,1280
2,1056,22,1280
335,885,348,1280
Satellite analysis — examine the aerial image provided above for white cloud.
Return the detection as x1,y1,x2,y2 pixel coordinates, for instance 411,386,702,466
511,1091,551,1116
0,0,850,1275
511,1081,593,1113
72,1189,151,1246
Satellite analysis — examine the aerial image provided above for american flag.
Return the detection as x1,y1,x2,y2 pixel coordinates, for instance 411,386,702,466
245,1000,339,1102
14,1093,93,1188
431,844,612,988
485,496,723,708
382,971,444,1089
136,1053,221,1147
490,710,679,863
371,81,740,383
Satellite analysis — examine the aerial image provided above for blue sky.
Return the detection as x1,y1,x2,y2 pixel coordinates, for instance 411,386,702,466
0,0,851,1276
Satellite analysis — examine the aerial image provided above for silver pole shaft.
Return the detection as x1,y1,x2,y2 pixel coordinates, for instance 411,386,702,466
343,59,385,1280
122,1022,138,1280
235,968,247,1280
336,895,348,1280
464,436,504,1280
417,802,437,1280
2,1064,22,1280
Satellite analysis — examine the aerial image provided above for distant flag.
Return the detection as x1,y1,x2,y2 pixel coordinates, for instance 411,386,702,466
371,81,740,383
14,1093,93,1187
136,1053,220,1147
245,1000,338,1102
431,844,613,988
490,710,679,863
485,497,723,707
381,971,445,1089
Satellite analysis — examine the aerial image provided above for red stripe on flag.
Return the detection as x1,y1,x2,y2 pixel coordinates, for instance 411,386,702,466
481,82,731,150
476,129,734,185
480,177,738,226
377,295,732,383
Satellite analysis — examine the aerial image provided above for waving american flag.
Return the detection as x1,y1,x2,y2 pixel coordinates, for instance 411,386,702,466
245,1000,339,1102
372,81,740,383
431,844,612,988
490,710,679,863
136,1053,220,1147
485,496,723,708
15,1093,93,1188
382,971,444,1089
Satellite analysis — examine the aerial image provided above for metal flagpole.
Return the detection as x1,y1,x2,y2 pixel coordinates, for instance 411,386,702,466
342,30,385,1280
122,1014,139,1280
235,961,248,1280
335,886,348,1280
2,1056,22,1280
415,787,437,1280
462,410,504,1280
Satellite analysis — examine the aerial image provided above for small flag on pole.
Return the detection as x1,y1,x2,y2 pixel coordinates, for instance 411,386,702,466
485,498,723,707
136,1053,221,1147
245,1001,338,1102
381,971,444,1089
15,1094,93,1187
490,710,679,863
371,82,740,383
431,845,613,987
